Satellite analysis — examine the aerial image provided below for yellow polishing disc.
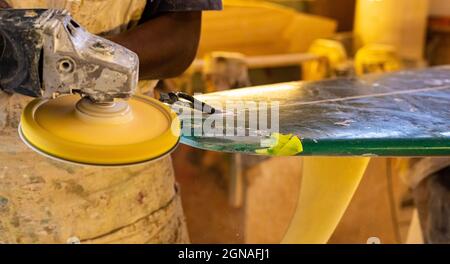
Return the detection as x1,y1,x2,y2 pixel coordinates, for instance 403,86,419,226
20,95,180,166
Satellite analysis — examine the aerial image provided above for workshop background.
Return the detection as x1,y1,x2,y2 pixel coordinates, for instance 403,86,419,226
0,0,448,244
157,0,450,244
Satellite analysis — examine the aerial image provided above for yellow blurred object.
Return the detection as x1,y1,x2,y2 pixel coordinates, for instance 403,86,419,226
283,157,370,244
255,133,303,156
354,0,428,61
355,44,402,76
302,39,348,81
198,0,337,57
20,95,180,166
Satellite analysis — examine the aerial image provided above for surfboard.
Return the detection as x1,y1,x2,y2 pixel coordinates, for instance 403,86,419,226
178,66,450,157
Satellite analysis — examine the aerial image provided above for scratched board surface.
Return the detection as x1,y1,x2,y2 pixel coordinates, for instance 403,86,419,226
180,66,450,156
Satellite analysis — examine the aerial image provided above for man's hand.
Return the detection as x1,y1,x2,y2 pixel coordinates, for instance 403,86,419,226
0,0,10,8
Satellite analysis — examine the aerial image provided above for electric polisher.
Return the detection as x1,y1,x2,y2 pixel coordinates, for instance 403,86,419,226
0,9,180,165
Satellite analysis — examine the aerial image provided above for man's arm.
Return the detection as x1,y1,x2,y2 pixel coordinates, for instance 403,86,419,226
0,0,10,8
109,11,202,80
110,0,224,81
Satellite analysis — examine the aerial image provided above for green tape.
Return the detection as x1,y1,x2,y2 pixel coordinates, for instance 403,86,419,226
256,133,303,156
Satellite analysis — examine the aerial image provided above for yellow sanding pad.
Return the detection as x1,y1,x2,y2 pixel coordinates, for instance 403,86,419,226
19,95,180,166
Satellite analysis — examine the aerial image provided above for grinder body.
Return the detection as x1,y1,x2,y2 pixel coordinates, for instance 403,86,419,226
0,9,139,102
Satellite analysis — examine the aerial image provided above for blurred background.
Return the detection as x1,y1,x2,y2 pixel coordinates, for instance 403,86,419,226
157,0,450,244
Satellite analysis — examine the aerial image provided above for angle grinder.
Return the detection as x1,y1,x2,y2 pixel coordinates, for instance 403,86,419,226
0,9,180,166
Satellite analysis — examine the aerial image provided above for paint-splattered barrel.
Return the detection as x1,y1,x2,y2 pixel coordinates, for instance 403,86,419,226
0,93,189,244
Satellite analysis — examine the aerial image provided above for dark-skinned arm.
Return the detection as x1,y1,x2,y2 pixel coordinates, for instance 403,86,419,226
109,11,202,80
0,0,10,8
